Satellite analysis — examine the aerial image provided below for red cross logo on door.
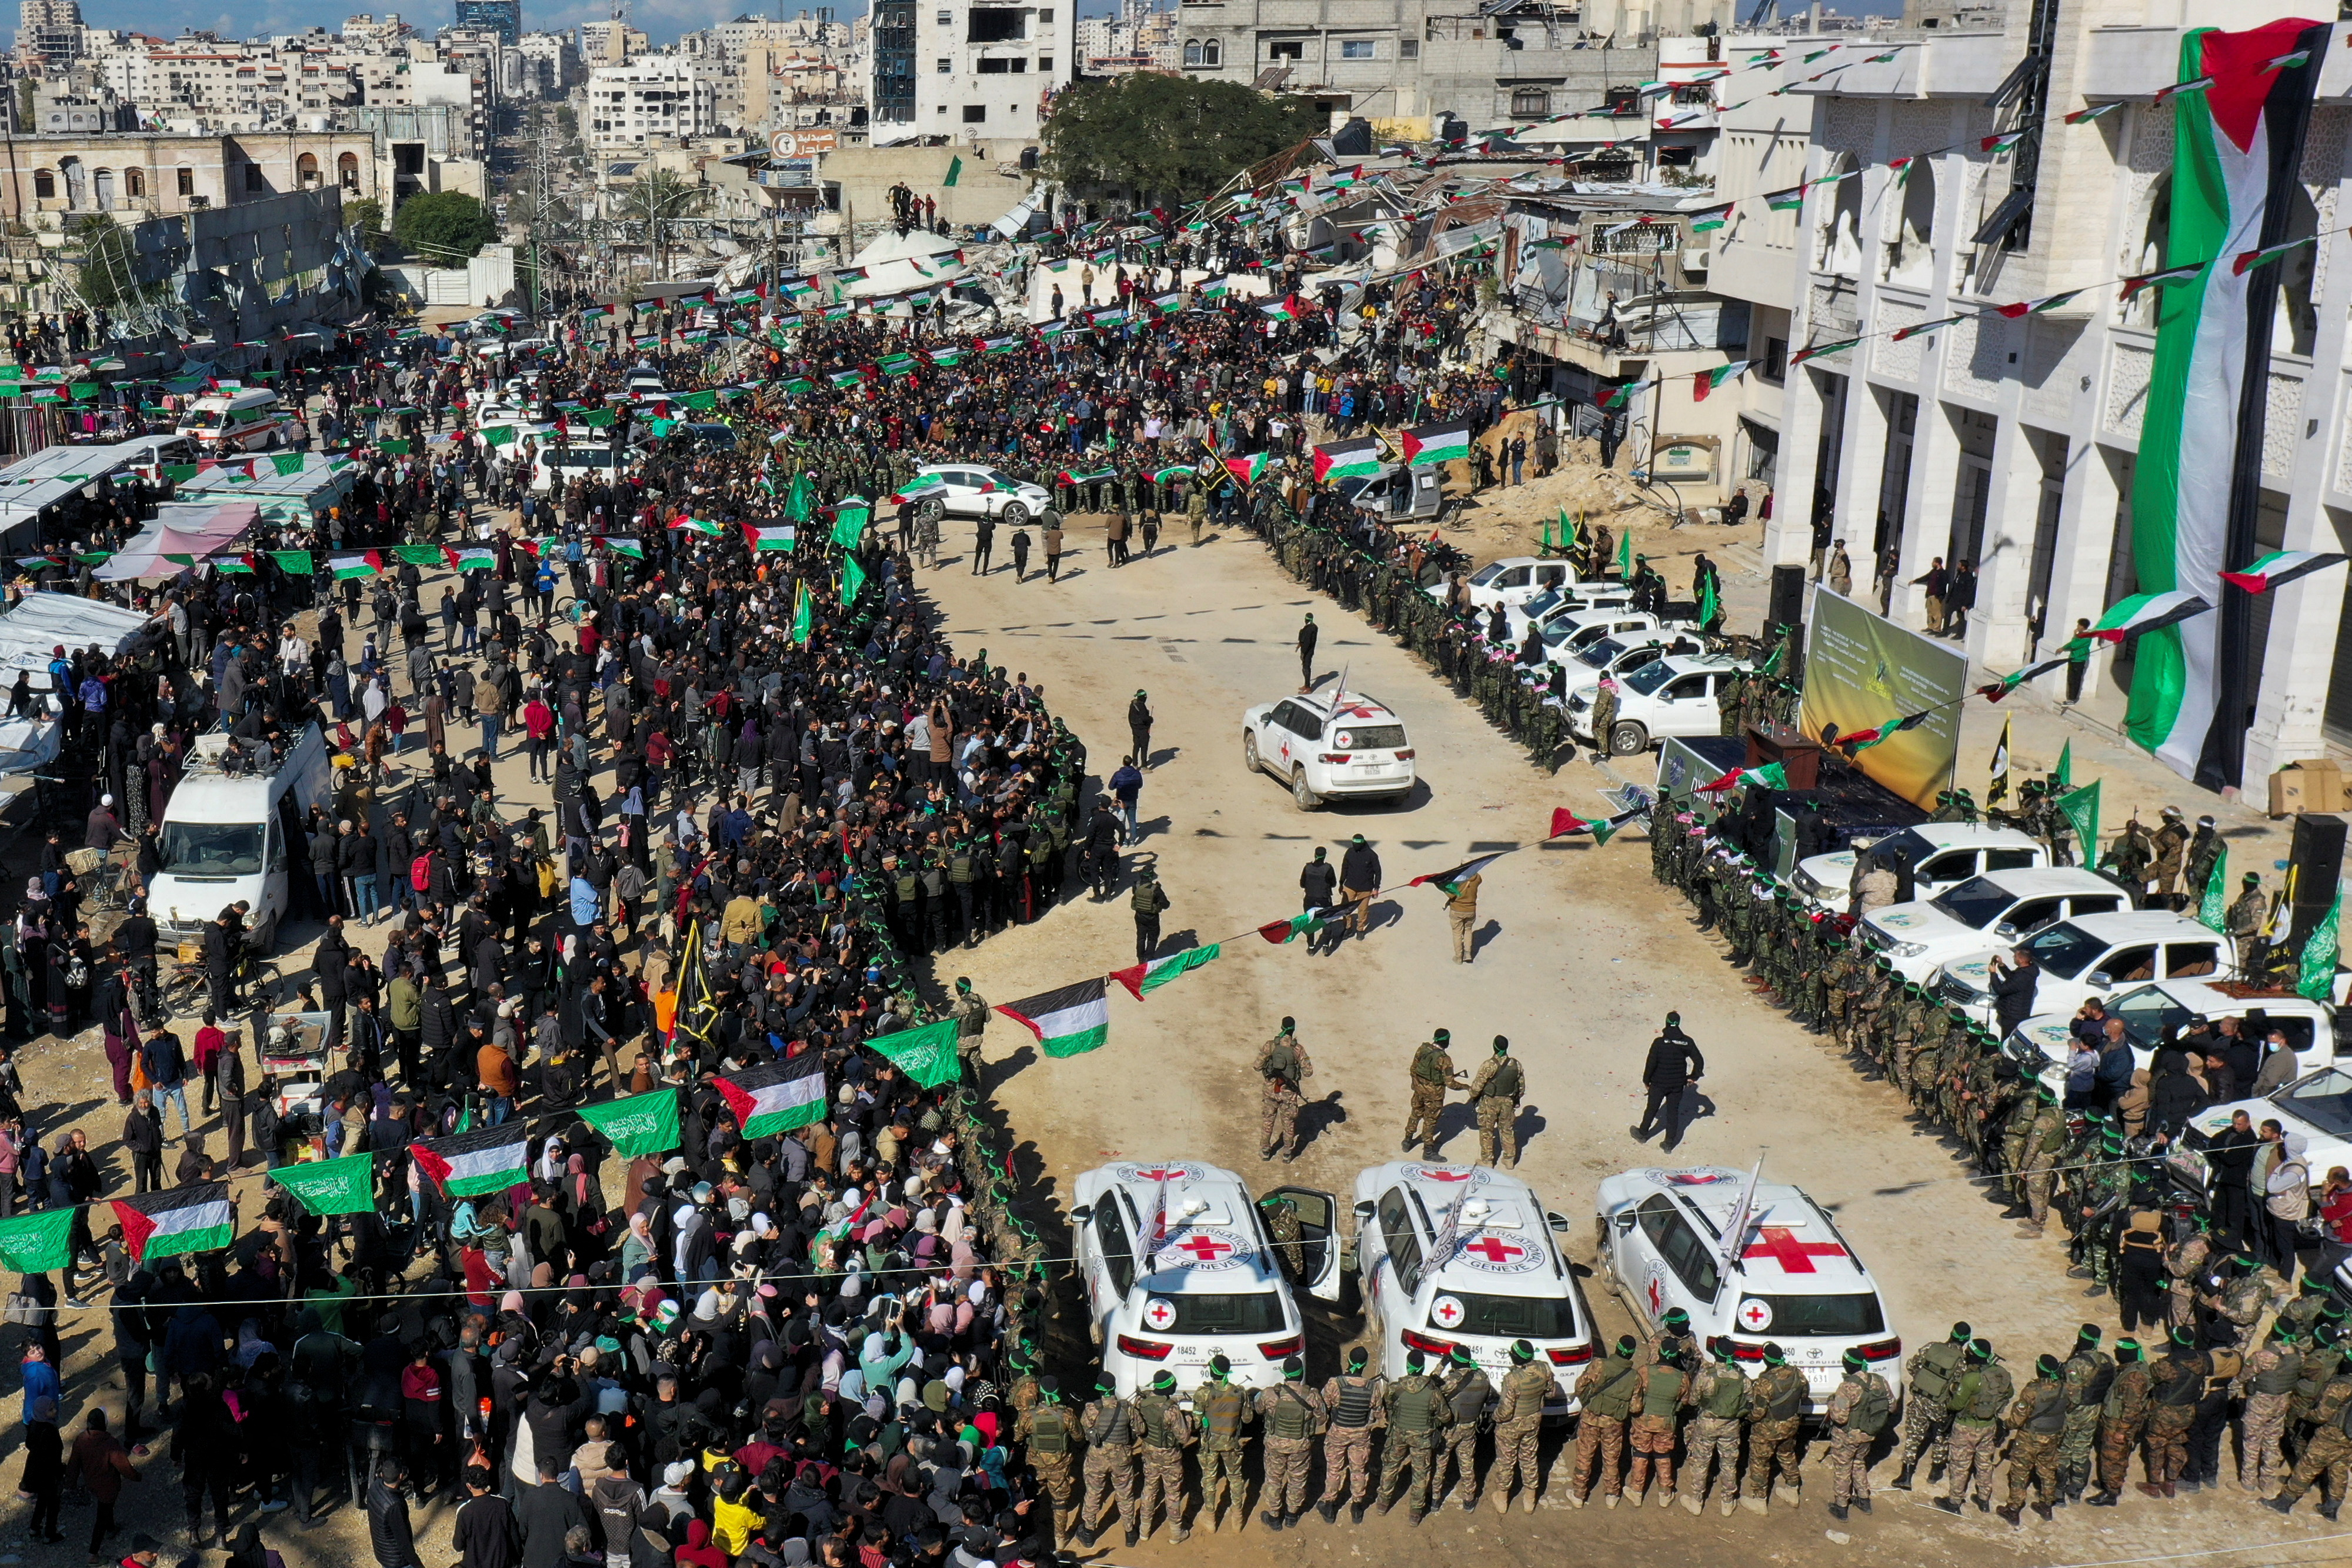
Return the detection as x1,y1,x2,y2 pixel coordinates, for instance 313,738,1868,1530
1176,1235,1233,1263
1463,1237,1523,1265
1646,1273,1666,1316
1743,1227,1846,1275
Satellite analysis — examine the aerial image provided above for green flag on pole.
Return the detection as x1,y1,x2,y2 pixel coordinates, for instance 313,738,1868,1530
2300,890,2342,1002
268,1152,378,1216
943,156,963,187
1617,530,1633,579
2053,739,2073,790
830,506,869,549
2198,846,2230,933
1697,573,1719,629
2057,780,2101,860
792,579,813,644
866,1018,962,1089
577,1089,683,1159
841,554,867,606
0,1206,76,1273
783,472,815,523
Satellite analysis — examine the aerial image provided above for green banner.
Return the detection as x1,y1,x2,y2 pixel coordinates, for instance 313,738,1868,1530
270,549,315,575
0,1206,75,1273
2198,846,2229,933
866,1019,961,1089
2060,781,2102,860
268,1151,376,1216
577,1089,683,1159
2302,890,2341,1002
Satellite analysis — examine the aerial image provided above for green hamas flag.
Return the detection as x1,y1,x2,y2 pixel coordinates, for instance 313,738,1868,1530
0,1206,75,1273
2058,780,2101,858
2199,845,2230,932
269,1151,377,1216
269,550,314,575
272,452,305,476
792,579,813,644
1617,531,1633,578
866,1018,962,1089
1697,573,1719,628
2300,889,2341,1002
830,506,870,549
842,554,868,605
578,1089,683,1159
2054,739,2074,789
943,155,963,187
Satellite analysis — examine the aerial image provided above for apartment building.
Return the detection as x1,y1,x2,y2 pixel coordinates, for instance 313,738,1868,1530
869,0,1074,144
587,57,718,148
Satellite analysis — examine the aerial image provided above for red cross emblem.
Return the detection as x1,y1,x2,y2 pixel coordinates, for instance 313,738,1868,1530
1464,1237,1524,1264
1737,1299,1773,1332
1432,1297,1466,1329
1175,1235,1233,1263
1143,1299,1178,1331
1421,1170,1474,1182
1130,1167,1186,1181
1743,1227,1846,1275
1646,1274,1666,1315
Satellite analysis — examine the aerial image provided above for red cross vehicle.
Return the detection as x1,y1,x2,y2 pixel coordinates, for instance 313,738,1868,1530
1241,688,1416,811
1349,1162,1596,1422
1595,1165,1902,1420
1069,1159,1340,1397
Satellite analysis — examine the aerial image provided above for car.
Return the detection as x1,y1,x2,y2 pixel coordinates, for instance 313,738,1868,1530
1566,652,1753,753
1521,605,1667,660
1242,688,1416,809
2004,979,2340,1089
1791,825,2051,915
1337,463,1446,526
1446,557,1582,613
682,422,737,449
1506,579,1640,630
1860,867,2135,983
1350,1162,1596,1416
532,436,646,494
1557,631,1708,690
909,463,1053,524
2183,1067,2352,1203
1929,909,2237,1025
1595,1165,1903,1418
1069,1160,1340,1397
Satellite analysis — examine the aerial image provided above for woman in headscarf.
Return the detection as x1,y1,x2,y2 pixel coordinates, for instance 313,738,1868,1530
619,1209,656,1282
556,1152,606,1266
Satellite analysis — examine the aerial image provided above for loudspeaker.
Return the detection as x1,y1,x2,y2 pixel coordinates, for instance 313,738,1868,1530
1767,565,1806,639
2290,813,2347,951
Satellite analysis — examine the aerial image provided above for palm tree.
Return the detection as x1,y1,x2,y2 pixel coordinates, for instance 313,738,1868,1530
618,169,709,282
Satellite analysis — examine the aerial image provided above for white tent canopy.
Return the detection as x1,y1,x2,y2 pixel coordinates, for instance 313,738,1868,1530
0,590,161,774
0,438,190,546
845,227,968,299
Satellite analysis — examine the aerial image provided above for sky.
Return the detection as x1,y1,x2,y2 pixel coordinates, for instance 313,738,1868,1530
81,0,1891,49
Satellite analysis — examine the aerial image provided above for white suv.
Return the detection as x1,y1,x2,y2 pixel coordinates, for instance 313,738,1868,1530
1861,867,2133,983
1567,652,1753,753
911,463,1053,524
1791,825,2049,915
1930,909,2236,1025
1070,1160,1340,1397
1242,689,1416,809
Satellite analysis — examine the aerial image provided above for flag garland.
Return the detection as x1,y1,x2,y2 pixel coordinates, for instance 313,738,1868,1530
2219,550,2347,594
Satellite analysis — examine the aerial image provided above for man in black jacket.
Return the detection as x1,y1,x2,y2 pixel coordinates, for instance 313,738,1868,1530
1990,947,2039,1034
1632,1012,1706,1153
515,1454,587,1568
452,1463,520,1568
369,1458,419,1568
1339,834,1382,942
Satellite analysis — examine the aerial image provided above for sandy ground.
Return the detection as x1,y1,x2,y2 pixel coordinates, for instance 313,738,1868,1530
0,493,2331,1568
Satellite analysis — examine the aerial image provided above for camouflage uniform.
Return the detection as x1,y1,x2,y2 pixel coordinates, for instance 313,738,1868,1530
2016,1099,2069,1235
2241,1337,2303,1495
1489,1357,1555,1512
1464,1050,1526,1169
1376,1370,1451,1520
1569,1346,1639,1503
1743,1362,1809,1503
1079,1390,1139,1538
2164,1232,2213,1333
1017,1400,1082,1544
1626,1359,1691,1504
1196,1377,1253,1525
1317,1369,1384,1510
1255,1031,1312,1160
2003,1370,2066,1510
1132,1384,1195,1541
1402,1036,1463,1153
1435,1362,1494,1508
1254,1380,1325,1518
1824,1367,1893,1508
2057,1342,2114,1499
1683,1357,1748,1512
1943,1359,2014,1507
2094,1355,2153,1496
2275,1373,2352,1508
950,988,990,1075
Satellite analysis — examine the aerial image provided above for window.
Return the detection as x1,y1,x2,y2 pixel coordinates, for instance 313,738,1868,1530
979,56,1011,71
32,171,54,200
1037,7,1052,18
1036,54,1052,71
1183,38,1220,66
1340,38,1373,58
1760,336,1787,382
1437,1292,1576,1339
126,168,145,198
1377,1187,1424,1295
1400,38,1417,57
1983,848,2040,872
936,55,952,70
245,164,265,191
962,103,986,121
936,8,949,20
968,8,1023,41
1511,86,1548,116
1093,1202,1134,1296
1742,1292,1886,1337
1159,1292,1286,1334
1656,1216,1722,1302
1270,39,1303,58
2164,942,2220,978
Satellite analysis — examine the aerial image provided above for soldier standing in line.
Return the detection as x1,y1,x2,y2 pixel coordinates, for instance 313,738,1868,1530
1255,1357,1325,1532
1402,1029,1466,1156
1374,1347,1450,1525
2227,872,2269,972
1487,1340,1553,1515
1195,1355,1253,1532
2139,1326,2206,1499
1256,1018,1313,1163
2089,1337,2153,1506
1742,1345,1809,1512
2149,806,2190,909
2057,1324,2116,1502
949,978,989,1081
2166,1217,2216,1334
1132,1369,1195,1543
1434,1345,1494,1512
1823,1347,1894,1522
2264,1356,2352,1518
1316,1347,1386,1524
1626,1340,1692,1507
1077,1376,1139,1547
1463,1035,1526,1169
1933,1339,2014,1516
2014,1084,2069,1239
1017,1377,1082,1546
1997,1353,2068,1527
2241,1326,2306,1497
1005,1353,1044,1424
1683,1337,1749,1516
1567,1335,1640,1507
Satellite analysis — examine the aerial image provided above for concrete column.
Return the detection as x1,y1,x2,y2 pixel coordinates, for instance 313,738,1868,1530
2039,441,2123,701
1890,401,1960,630
1964,419,2049,669
1762,363,1828,569
1832,380,1891,579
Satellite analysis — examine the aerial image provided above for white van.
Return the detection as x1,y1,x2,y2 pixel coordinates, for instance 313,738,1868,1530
176,388,293,454
147,723,332,951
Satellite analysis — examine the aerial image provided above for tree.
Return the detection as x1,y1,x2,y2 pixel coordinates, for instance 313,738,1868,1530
1043,75,1319,204
71,214,141,309
616,169,708,283
344,196,389,259
391,190,499,265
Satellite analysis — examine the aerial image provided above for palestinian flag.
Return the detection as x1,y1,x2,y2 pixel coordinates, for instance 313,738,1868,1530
1981,129,2026,154
1987,715,2014,806
2220,549,2347,593
1151,465,1199,485
1259,296,1300,321
997,978,1110,1058
113,1183,234,1262
1996,290,2086,318
1402,422,1470,466
1201,279,1231,301
1149,292,1183,315
1977,655,2070,700
2233,234,2316,275
878,354,917,375
712,1053,829,1137
1090,306,1130,325
1790,337,1862,366
865,1019,963,1089
329,553,378,580
829,369,868,389
2156,75,2215,101
2066,101,2125,123
1060,467,1116,486
1257,911,1327,945
781,378,815,395
1693,361,1749,402
1040,321,1069,341
270,1151,377,1216
1688,204,1733,232
929,347,964,366
2124,21,2328,787
1763,184,1808,212
978,335,1022,354
448,546,496,572
1109,943,1222,1001
746,525,796,552
2092,589,2212,643
668,517,721,536
1411,852,1502,895
1225,452,1269,485
1313,437,1383,483
410,1127,529,1198
1603,380,1652,411
2121,263,2207,300
601,536,644,561
1892,315,1966,341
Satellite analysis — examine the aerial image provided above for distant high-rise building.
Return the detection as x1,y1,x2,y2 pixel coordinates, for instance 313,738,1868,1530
19,0,85,68
452,0,519,45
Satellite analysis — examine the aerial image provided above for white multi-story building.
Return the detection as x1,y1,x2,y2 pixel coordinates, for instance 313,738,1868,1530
1741,0,2352,779
869,0,1074,144
587,58,718,148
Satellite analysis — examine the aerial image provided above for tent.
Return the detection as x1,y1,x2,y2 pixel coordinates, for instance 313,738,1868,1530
843,228,969,300
0,437,195,548
94,501,262,581
0,591,162,773
172,454,358,528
